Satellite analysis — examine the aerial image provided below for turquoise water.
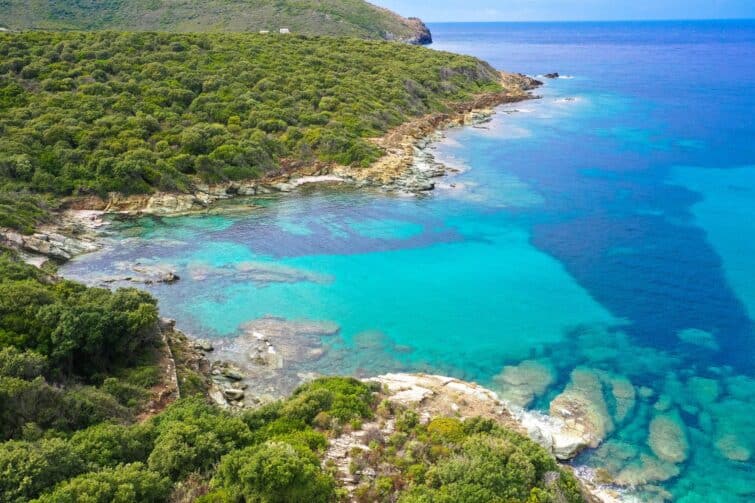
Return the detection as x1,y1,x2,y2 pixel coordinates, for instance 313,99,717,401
61,22,755,501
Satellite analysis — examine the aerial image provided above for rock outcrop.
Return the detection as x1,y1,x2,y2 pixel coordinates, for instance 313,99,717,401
0,228,98,261
548,369,614,456
367,373,609,464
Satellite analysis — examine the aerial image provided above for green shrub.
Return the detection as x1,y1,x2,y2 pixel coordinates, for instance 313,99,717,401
147,401,252,479
287,377,376,423
0,438,82,502
399,432,583,503
0,252,159,379
101,377,150,407
34,462,171,503
69,422,155,471
427,418,465,443
211,441,336,503
0,346,47,379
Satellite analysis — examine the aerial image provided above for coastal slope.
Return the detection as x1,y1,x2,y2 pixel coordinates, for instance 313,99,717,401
0,0,432,44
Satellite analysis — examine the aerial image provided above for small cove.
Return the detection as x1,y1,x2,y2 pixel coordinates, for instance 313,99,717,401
61,22,755,501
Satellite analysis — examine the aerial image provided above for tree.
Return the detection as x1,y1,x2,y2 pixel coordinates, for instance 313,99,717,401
148,409,251,479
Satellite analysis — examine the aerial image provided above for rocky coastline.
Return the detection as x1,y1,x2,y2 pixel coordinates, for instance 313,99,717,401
0,72,541,266
162,315,628,501
182,327,624,502
79,72,542,214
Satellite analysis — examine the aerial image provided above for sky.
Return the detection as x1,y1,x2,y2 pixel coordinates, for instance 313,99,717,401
371,0,755,22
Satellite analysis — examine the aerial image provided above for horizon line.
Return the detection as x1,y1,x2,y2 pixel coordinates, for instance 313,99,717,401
424,17,755,24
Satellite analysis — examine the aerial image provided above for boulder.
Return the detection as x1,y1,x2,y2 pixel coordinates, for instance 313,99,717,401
193,339,214,352
158,271,180,283
208,386,229,408
223,388,245,401
548,368,613,453
544,72,560,79
516,410,588,460
222,368,244,381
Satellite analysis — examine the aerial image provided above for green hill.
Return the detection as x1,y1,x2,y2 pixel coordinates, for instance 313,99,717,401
0,0,432,43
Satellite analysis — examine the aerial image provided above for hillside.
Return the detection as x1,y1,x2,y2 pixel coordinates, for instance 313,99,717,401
0,31,510,227
0,0,432,44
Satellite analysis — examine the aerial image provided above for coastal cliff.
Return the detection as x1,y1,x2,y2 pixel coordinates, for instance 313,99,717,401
402,17,433,45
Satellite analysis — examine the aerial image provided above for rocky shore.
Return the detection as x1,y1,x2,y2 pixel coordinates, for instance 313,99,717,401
0,210,103,264
185,334,623,502
0,72,541,266
183,313,714,502
84,72,541,213
165,313,620,501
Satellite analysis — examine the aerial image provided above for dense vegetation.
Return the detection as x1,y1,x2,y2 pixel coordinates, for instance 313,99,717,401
0,32,499,213
0,0,429,42
0,252,162,440
0,191,56,234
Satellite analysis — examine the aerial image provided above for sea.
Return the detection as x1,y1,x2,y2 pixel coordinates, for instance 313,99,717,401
60,21,755,501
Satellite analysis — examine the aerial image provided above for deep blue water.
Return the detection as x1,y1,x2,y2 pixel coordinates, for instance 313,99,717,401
62,22,755,501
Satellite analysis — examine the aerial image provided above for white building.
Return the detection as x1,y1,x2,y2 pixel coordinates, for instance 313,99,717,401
279,28,290,34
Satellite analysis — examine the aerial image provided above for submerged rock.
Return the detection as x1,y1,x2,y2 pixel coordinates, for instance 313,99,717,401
614,454,680,486
591,440,640,476
676,328,720,351
494,359,555,408
715,434,751,462
609,376,637,424
648,411,689,464
686,376,720,406
708,397,754,463
129,263,181,284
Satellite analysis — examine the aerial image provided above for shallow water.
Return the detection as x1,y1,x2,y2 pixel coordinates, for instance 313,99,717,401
61,21,755,501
